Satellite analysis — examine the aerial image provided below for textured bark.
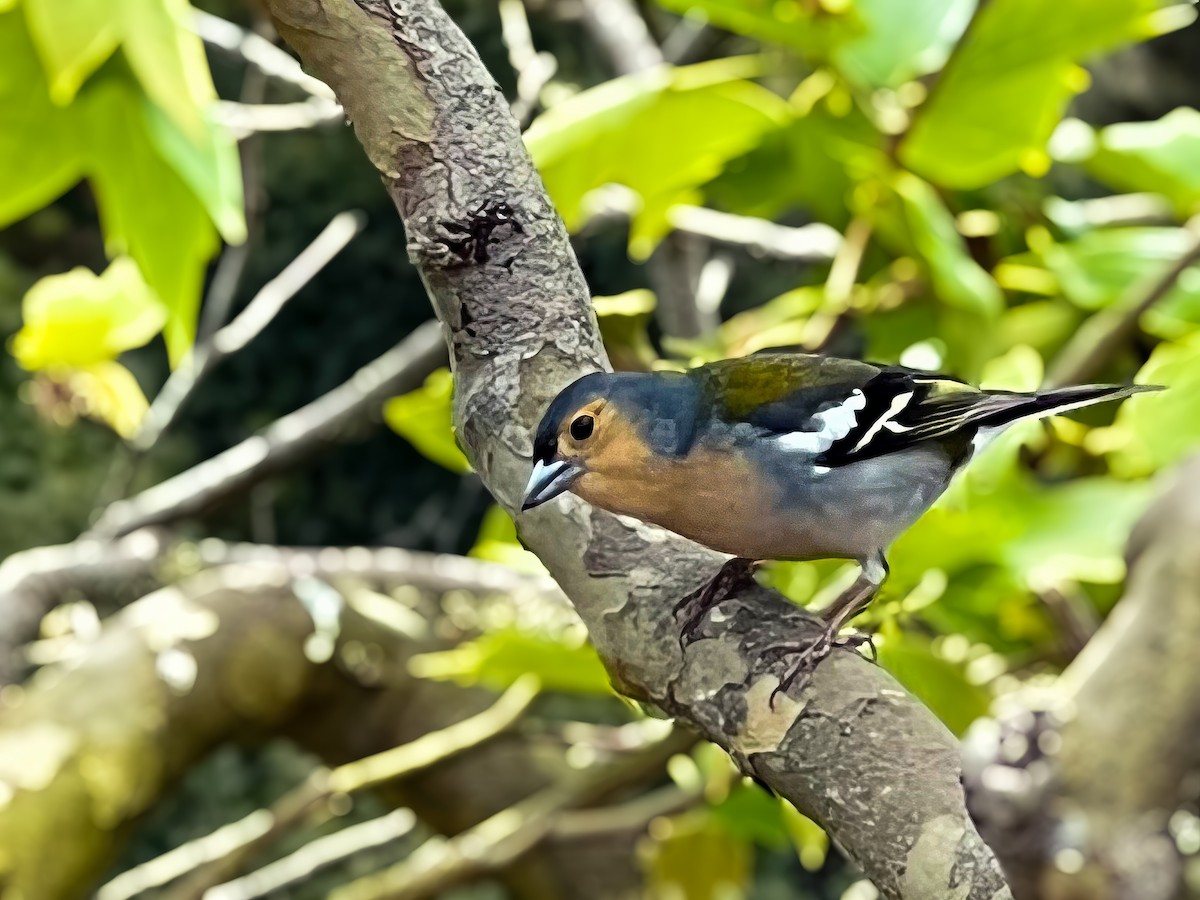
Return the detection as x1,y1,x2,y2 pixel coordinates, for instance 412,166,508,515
963,456,1200,900
258,2,1013,897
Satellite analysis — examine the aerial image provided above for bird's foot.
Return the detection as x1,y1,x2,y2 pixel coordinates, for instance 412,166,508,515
764,628,877,710
673,558,757,651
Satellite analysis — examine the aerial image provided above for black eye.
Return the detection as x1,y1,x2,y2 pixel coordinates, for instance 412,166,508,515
570,415,595,441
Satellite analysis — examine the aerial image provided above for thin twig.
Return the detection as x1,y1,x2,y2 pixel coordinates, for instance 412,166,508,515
216,99,345,136
193,10,338,101
101,678,540,900
89,319,446,539
204,810,418,900
1045,214,1200,388
329,727,697,900
667,204,842,262
498,0,557,127
137,211,367,453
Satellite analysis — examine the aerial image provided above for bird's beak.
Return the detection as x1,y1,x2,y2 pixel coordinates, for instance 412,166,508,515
522,458,583,511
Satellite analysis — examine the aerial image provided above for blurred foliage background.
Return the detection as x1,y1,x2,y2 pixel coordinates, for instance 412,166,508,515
1,0,1200,896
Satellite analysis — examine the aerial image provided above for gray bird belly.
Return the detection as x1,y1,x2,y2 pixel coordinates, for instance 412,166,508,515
747,446,955,561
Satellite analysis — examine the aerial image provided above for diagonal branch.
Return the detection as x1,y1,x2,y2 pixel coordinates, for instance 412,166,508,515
256,1,1012,897
108,677,540,900
89,319,446,539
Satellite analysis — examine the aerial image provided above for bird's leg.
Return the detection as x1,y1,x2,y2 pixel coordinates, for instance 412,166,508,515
673,557,759,650
766,554,888,709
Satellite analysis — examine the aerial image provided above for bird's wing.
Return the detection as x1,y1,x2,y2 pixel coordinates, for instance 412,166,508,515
701,354,994,464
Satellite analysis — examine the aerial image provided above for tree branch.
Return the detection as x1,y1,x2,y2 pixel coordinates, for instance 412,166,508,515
329,727,696,900
257,1,1012,896
89,319,446,539
114,677,539,900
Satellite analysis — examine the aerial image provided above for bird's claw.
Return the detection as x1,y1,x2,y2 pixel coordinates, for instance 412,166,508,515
765,630,877,709
672,558,757,652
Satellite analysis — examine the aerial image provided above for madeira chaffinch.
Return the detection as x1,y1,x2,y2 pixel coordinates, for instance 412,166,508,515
522,351,1155,700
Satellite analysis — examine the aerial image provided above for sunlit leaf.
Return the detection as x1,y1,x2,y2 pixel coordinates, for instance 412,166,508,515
384,368,472,473
705,83,882,228
1005,227,1200,339
526,58,789,257
66,360,150,438
873,171,1004,316
409,627,612,695
1058,108,1200,217
12,258,165,370
594,290,658,371
1107,332,1200,476
0,9,242,366
0,11,85,224
652,0,860,57
901,0,1196,188
781,802,829,872
834,0,976,88
469,505,545,574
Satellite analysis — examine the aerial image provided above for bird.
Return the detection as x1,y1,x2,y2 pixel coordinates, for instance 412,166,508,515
521,351,1157,703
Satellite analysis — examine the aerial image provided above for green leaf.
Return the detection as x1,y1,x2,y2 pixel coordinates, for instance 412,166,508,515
594,289,659,371
834,0,976,88
0,9,243,366
64,360,150,438
1005,227,1200,340
652,0,860,57
469,505,545,574
117,0,215,137
709,782,790,850
876,628,991,734
83,77,221,364
874,171,1004,316
0,11,84,224
1072,108,1200,217
383,368,472,473
409,627,613,695
12,257,165,370
526,58,789,258
901,0,1196,188
705,81,883,229
24,0,216,135
1108,332,1200,476
641,811,752,900
781,802,829,872
22,0,120,105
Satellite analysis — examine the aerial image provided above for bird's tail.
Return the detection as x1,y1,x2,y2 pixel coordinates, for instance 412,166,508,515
974,383,1163,430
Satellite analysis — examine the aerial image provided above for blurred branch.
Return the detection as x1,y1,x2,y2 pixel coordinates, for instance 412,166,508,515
499,0,557,127
255,1,1013,897
0,529,168,683
138,211,367,454
329,727,696,900
0,530,562,683
202,810,418,900
1045,213,1200,388
575,0,717,338
216,98,346,136
111,677,539,900
193,9,338,101
667,204,842,262
963,455,1200,899
578,0,662,74
89,319,446,539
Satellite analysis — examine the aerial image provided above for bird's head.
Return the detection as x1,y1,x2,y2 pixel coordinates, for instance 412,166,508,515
521,371,699,512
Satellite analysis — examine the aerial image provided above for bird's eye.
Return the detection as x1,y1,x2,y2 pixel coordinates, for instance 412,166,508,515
570,415,595,441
